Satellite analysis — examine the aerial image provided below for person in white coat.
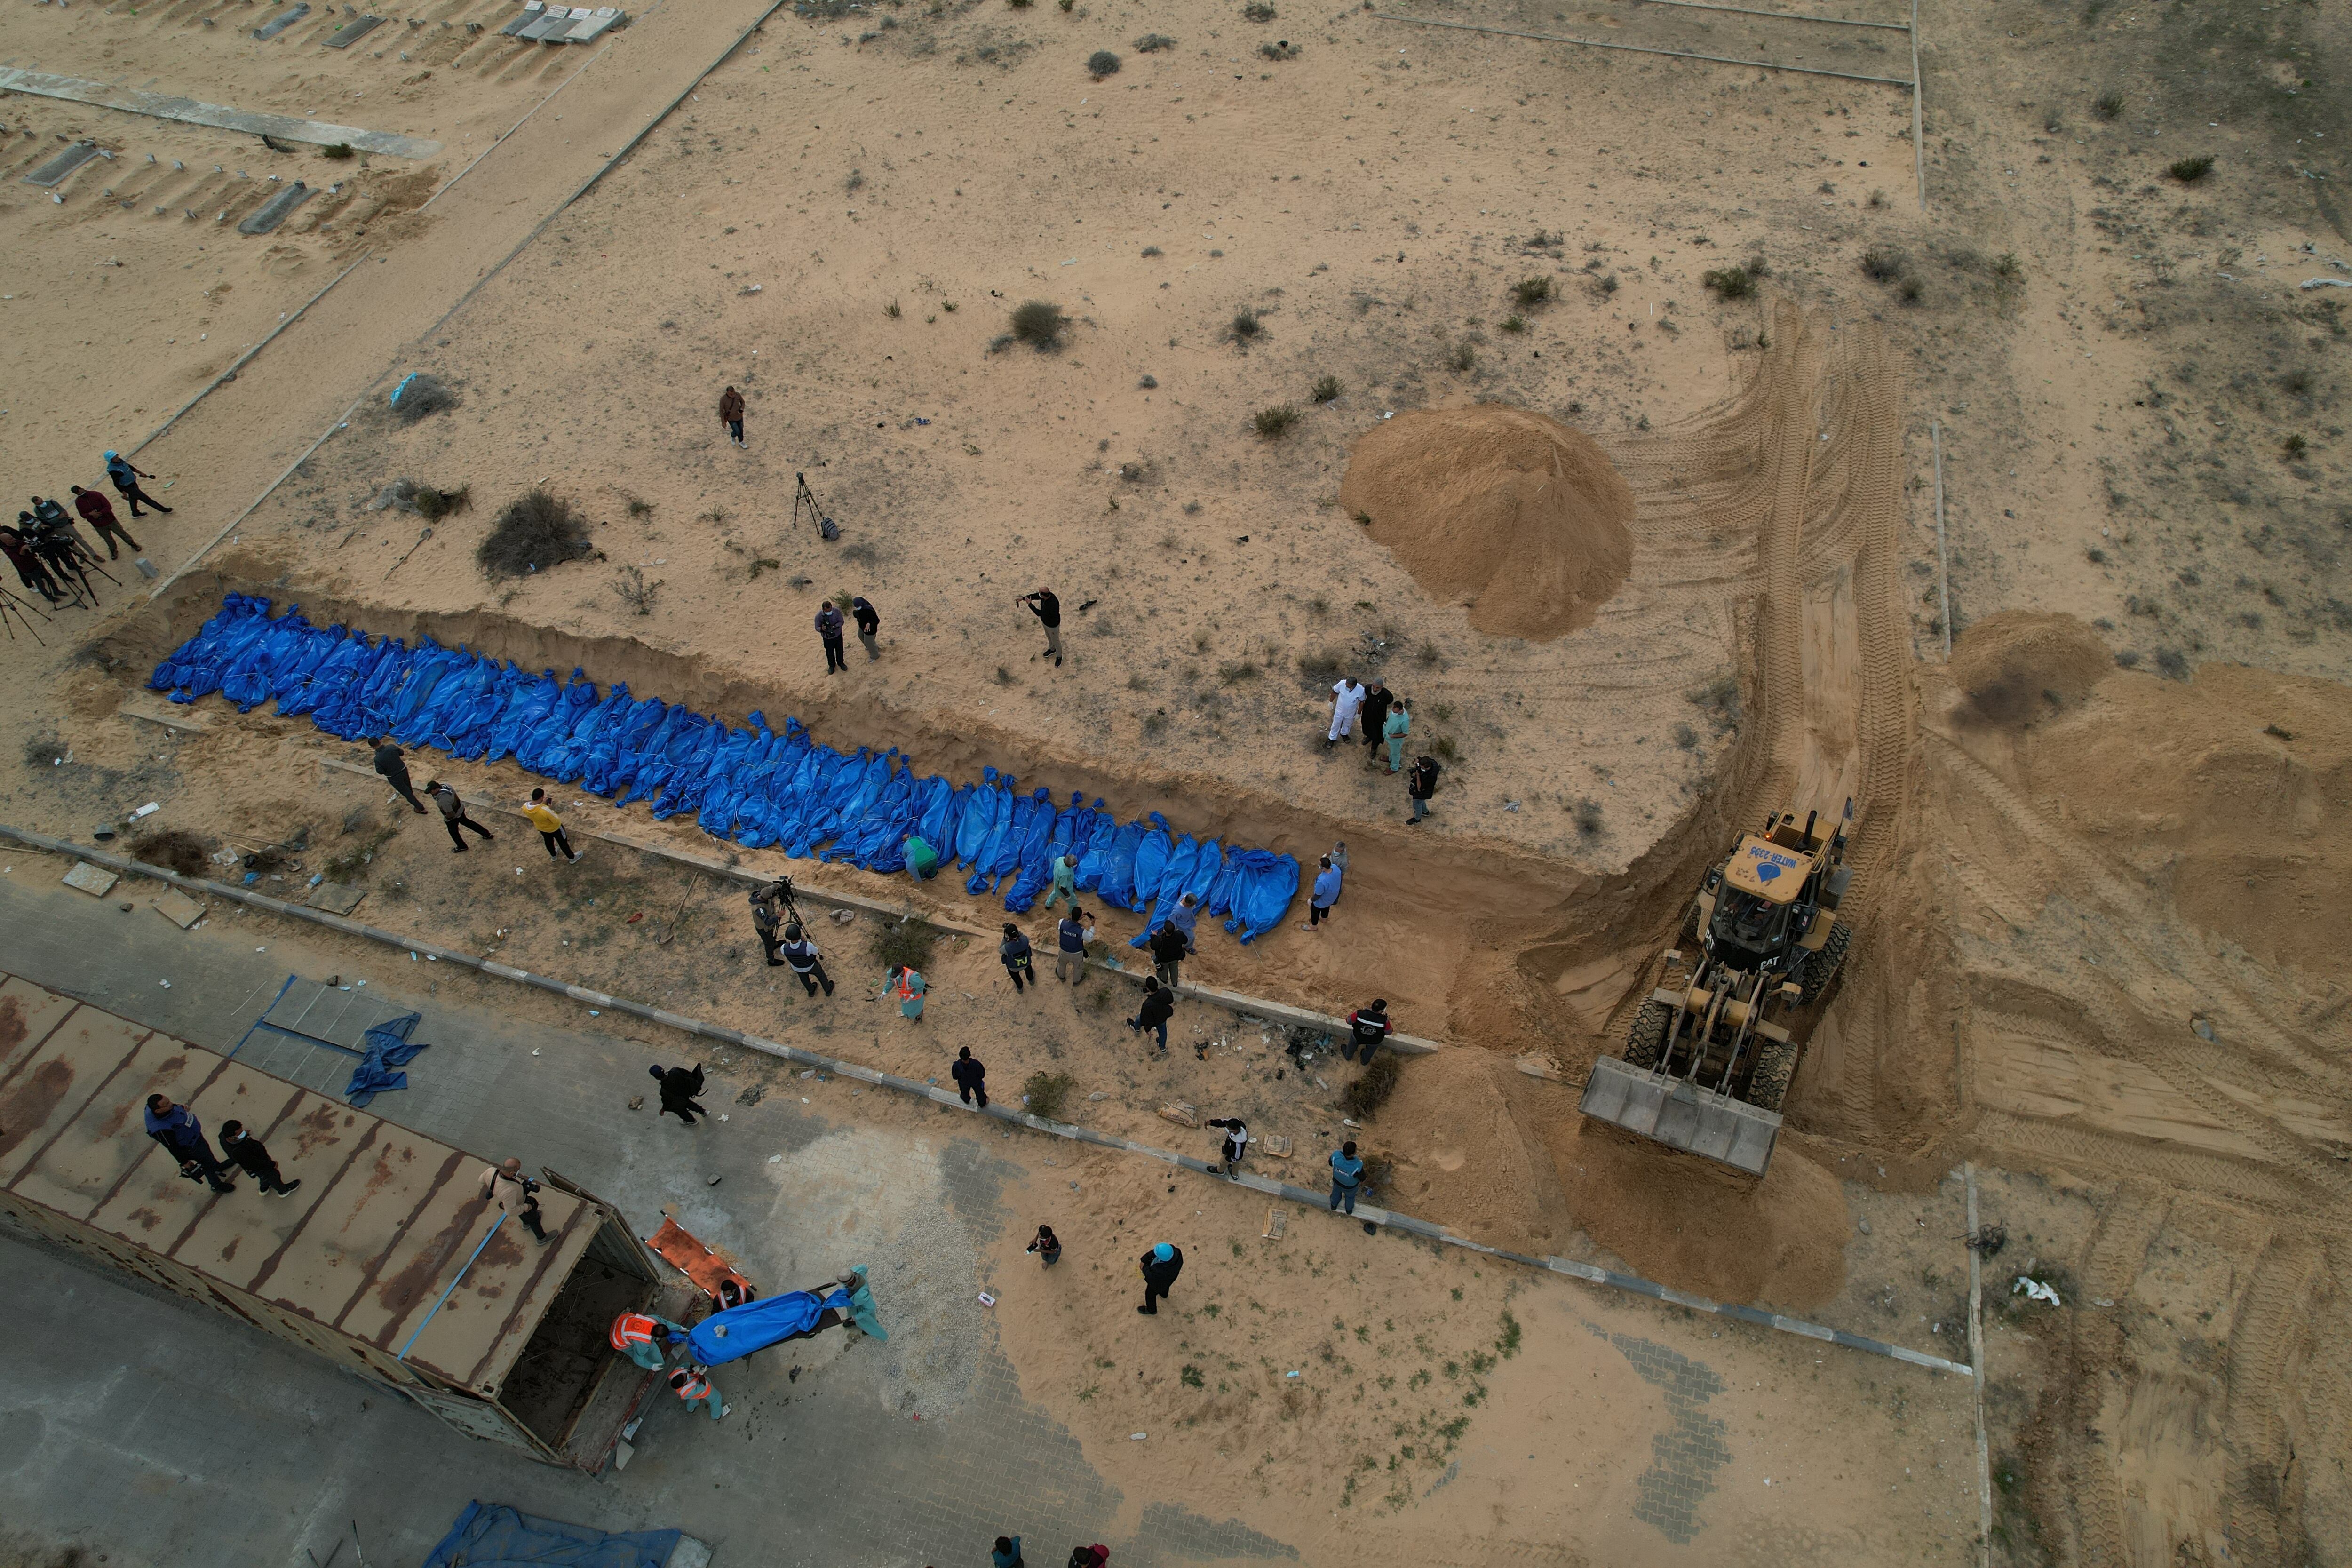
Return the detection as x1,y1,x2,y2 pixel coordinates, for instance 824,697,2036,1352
1325,677,1367,749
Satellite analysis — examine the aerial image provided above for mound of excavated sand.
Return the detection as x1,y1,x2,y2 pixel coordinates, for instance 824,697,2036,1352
2025,657,2352,978
1338,406,1635,641
1949,609,2113,726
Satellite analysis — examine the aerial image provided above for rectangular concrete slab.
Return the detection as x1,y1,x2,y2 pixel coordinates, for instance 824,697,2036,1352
22,139,103,188
253,2,311,40
308,881,366,915
517,10,572,40
238,179,315,235
62,862,119,897
564,7,622,40
0,70,440,159
151,889,206,928
321,14,387,47
501,1,545,36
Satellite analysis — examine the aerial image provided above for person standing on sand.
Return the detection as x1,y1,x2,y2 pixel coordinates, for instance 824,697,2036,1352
1044,852,1079,912
1127,976,1174,1054
1343,999,1391,1063
70,485,138,559
371,738,428,814
1383,698,1411,773
1000,923,1035,994
1167,891,1199,946
815,601,848,675
718,385,746,447
1205,1116,1248,1179
1359,681,1393,766
1406,754,1441,824
1301,854,1342,930
890,963,927,1021
951,1045,989,1108
425,779,494,852
1055,906,1089,985
1018,587,1063,667
1325,677,1366,749
523,788,582,862
851,595,881,661
104,451,173,516
1148,922,1189,991
1328,1141,1365,1216
0,526,63,604
1026,1225,1063,1267
1137,1242,1183,1315
750,887,785,966
781,922,836,996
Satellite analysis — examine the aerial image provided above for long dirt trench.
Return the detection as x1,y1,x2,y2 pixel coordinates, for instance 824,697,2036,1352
88,303,1934,1308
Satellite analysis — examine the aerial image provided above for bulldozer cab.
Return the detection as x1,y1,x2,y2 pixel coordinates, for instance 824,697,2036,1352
1723,834,1808,905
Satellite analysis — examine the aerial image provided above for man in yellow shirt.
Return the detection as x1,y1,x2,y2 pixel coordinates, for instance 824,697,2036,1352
521,788,582,863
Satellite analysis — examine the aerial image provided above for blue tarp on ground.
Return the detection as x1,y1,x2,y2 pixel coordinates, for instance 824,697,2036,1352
151,595,1301,936
343,1010,429,1108
420,1500,681,1568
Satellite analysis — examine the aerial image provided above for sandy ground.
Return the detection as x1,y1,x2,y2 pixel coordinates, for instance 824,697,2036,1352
5,0,2352,1559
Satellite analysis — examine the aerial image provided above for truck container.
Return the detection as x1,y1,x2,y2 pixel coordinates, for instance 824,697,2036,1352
0,971,693,1469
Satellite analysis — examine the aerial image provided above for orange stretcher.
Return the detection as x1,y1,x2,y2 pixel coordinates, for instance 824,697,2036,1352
647,1216,755,1305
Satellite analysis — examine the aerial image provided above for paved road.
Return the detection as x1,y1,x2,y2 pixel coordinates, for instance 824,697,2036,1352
0,867,1292,1568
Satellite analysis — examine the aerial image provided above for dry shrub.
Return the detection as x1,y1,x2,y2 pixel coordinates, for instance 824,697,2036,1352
129,828,209,878
1010,299,1066,349
389,373,456,422
869,917,936,973
478,490,592,579
1023,1071,1077,1120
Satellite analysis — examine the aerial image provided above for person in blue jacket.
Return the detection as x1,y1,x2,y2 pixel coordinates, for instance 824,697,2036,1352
143,1094,237,1194
1302,854,1343,931
1328,1140,1365,1215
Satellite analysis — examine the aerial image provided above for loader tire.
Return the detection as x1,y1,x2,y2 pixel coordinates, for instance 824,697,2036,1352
1799,922,1851,1007
1746,1035,1799,1113
1624,1000,1672,1070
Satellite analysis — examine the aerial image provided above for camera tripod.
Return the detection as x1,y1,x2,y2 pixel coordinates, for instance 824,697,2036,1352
791,472,834,537
0,585,52,644
753,874,806,930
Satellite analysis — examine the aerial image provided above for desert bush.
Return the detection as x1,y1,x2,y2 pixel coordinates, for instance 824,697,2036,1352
130,828,209,878
1861,247,1908,282
1087,49,1121,77
1312,374,1341,402
1010,299,1065,349
1242,0,1276,17
1573,799,1604,836
1136,31,1176,49
2154,647,2190,680
1512,275,1554,306
2168,154,2214,183
390,373,456,422
1702,266,1756,299
1258,39,1296,59
1448,342,1478,374
2092,90,2123,119
1230,307,1264,342
1218,660,1261,684
1253,404,1299,438
478,490,591,579
321,142,355,159
613,565,662,616
1023,1071,1077,1120
869,917,935,972
1499,314,1526,334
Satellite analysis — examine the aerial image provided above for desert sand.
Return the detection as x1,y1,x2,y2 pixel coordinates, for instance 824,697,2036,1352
4,0,2350,1559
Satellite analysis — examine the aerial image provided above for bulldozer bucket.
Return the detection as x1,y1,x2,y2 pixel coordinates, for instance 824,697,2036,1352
1578,1057,1783,1176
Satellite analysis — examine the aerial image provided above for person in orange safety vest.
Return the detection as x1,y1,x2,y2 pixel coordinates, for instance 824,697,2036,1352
608,1310,691,1372
667,1363,731,1421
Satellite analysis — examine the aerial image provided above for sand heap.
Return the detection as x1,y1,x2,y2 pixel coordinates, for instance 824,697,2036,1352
2018,651,2352,978
1337,406,1636,641
1947,609,2114,726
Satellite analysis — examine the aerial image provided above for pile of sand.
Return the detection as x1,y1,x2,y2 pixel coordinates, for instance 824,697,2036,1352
1337,406,1636,641
1947,610,2114,727
2022,654,2352,978
1544,1114,1849,1308
1360,1050,1559,1257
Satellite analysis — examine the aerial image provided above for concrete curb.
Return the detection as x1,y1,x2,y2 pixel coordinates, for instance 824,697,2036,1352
0,822,1972,1381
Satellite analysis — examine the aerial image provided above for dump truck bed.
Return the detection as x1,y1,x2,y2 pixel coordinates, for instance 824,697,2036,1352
0,973,593,1401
